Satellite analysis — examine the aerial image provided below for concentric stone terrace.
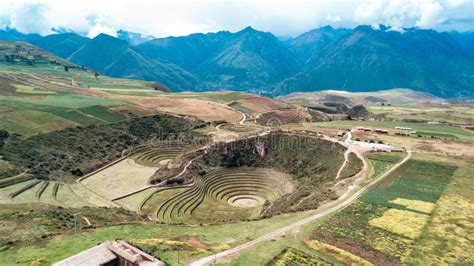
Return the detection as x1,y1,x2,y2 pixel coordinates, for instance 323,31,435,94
155,168,293,223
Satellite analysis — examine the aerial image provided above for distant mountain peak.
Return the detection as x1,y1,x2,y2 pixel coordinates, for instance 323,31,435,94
319,25,334,31
242,26,256,32
116,29,154,45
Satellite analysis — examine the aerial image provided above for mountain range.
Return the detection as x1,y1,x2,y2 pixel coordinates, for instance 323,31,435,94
0,26,473,98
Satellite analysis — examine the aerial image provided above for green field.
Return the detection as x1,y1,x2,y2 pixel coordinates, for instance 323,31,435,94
0,208,323,265
365,152,407,180
309,156,458,264
309,120,474,139
228,102,255,113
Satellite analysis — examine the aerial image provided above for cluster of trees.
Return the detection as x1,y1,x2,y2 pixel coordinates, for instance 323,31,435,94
201,132,348,215
203,132,346,183
0,115,206,182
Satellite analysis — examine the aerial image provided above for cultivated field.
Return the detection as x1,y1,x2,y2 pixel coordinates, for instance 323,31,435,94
81,159,158,200
309,156,458,264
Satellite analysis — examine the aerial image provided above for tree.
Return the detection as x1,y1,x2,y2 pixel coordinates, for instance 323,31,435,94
0,129,9,140
64,66,69,72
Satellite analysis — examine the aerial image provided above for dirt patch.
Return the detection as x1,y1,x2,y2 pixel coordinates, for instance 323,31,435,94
236,96,289,113
66,87,241,122
257,109,312,125
187,236,205,249
130,97,241,122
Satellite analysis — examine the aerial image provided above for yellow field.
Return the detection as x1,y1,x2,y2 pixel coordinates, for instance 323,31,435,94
369,209,430,239
306,240,372,265
390,198,436,214
404,161,474,264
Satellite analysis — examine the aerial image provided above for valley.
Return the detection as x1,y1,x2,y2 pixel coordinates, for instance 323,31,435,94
0,30,473,266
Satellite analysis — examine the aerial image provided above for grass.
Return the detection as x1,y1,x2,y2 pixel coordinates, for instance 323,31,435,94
155,168,292,224
309,156,459,264
2,94,124,109
0,108,80,136
390,198,436,214
141,188,187,218
0,208,326,266
368,209,430,239
54,183,90,208
13,84,55,95
339,152,364,179
365,152,408,180
130,143,192,167
0,95,128,136
306,240,372,265
361,159,457,205
0,203,145,253
228,102,255,114
81,159,158,200
310,120,474,139
404,158,474,264
76,106,127,123
267,247,325,266
116,187,160,212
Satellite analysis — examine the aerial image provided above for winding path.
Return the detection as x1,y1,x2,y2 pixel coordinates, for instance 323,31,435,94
190,150,412,266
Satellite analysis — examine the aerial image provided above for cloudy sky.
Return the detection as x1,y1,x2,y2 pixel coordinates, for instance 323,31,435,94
0,0,473,38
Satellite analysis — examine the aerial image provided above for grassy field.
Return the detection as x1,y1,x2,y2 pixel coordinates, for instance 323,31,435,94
365,152,405,180
404,157,473,264
309,155,459,264
81,159,158,200
0,94,128,136
115,187,159,211
227,102,255,114
309,120,474,139
0,208,326,266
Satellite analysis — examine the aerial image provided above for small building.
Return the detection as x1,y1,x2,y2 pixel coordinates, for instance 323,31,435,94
374,129,389,134
395,126,412,131
53,241,165,266
391,148,406,152
363,128,372,132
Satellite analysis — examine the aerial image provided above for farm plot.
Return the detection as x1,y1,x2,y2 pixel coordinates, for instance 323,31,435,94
81,159,158,200
152,168,293,223
365,152,405,180
256,109,312,125
267,247,324,266
309,157,458,264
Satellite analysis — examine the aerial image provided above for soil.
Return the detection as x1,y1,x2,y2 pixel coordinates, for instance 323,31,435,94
236,96,289,113
187,236,204,249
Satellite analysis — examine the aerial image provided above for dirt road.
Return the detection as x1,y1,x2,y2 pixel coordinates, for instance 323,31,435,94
190,150,412,266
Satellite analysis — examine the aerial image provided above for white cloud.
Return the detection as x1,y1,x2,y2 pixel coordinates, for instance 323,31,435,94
87,17,117,38
416,1,445,28
327,14,341,23
0,0,472,38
